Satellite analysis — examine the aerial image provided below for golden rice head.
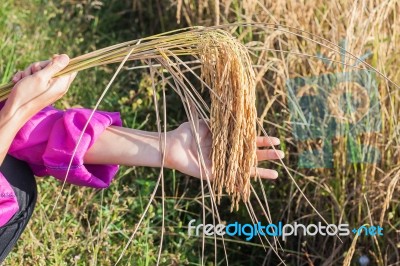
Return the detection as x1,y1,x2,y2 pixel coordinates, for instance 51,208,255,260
199,30,257,211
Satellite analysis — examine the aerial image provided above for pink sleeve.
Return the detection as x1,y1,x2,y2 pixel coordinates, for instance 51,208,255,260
0,172,18,227
8,106,122,188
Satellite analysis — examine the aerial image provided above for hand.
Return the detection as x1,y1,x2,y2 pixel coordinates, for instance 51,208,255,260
4,54,76,122
0,55,76,164
165,120,284,180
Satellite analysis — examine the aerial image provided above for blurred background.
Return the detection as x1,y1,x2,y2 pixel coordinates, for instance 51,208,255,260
0,0,399,265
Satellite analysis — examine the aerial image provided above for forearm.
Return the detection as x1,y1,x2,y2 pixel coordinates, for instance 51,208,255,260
83,126,172,168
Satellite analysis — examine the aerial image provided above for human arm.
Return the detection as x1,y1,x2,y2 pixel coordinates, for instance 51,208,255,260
6,56,283,185
83,120,284,180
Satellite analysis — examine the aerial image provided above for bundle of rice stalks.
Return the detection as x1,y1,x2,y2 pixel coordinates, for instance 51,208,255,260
199,32,257,209
0,27,257,210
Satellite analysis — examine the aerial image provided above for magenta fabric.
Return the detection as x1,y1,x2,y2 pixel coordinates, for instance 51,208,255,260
0,106,122,227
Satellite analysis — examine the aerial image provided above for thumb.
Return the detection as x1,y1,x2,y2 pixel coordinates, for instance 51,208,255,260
41,54,70,78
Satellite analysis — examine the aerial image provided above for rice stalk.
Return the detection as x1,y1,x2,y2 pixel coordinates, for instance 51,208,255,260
379,165,400,226
343,229,360,266
148,59,167,266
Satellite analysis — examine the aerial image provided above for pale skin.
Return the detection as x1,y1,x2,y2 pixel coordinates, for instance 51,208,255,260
0,54,284,180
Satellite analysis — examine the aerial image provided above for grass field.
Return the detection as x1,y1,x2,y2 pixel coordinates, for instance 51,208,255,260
1,0,399,265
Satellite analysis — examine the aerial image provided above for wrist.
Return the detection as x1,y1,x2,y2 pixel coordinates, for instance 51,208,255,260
0,101,29,134
2,92,39,125
164,128,182,170
0,101,31,163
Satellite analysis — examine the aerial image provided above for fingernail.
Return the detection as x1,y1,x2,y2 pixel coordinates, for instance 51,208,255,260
277,150,285,158
272,137,280,145
272,170,278,179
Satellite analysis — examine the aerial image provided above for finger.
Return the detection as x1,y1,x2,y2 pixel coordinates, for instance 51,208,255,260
12,71,23,83
47,75,73,98
21,65,33,79
46,72,77,99
67,72,78,85
256,136,280,147
256,149,285,161
64,72,78,90
31,60,51,74
40,54,70,79
49,74,71,86
251,168,278,179
31,62,41,74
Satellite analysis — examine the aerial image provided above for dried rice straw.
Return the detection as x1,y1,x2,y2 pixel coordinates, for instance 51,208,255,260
0,27,258,210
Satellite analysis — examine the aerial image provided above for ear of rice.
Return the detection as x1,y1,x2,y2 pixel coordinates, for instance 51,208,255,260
199,30,258,210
